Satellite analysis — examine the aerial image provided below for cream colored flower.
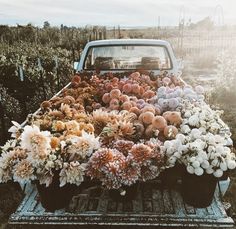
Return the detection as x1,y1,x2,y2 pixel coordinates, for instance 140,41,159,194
13,159,35,183
65,120,81,136
52,121,66,132
67,131,100,159
20,125,51,160
59,161,86,187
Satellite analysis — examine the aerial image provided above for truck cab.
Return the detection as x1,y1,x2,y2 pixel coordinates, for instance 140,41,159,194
76,39,182,76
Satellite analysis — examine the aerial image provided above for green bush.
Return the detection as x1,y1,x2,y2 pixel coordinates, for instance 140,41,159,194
0,43,73,143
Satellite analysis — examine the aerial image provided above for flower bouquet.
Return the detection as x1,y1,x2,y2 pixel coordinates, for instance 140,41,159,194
86,139,164,201
0,116,100,211
161,100,236,207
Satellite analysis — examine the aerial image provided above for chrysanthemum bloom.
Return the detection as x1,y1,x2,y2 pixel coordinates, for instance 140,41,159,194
65,120,81,136
79,123,95,134
52,121,66,132
37,167,54,187
101,120,134,143
50,137,60,149
66,131,100,160
59,161,86,187
86,148,115,178
121,160,140,186
129,143,153,166
60,103,73,118
113,140,134,156
86,148,126,189
13,159,35,183
20,125,51,160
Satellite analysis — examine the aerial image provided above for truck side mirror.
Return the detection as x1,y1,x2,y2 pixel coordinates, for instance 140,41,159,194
73,61,80,71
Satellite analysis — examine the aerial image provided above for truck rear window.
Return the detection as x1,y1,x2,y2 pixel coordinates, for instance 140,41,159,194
83,45,172,70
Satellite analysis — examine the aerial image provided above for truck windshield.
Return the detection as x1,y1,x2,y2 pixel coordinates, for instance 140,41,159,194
84,45,172,70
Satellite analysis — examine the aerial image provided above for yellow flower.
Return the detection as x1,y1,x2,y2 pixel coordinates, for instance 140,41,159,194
52,121,66,132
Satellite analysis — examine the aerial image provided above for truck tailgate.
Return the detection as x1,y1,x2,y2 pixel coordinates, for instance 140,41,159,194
9,181,234,228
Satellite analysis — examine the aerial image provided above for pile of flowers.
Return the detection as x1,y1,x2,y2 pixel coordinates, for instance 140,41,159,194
0,123,99,187
0,70,235,191
86,139,164,189
162,100,236,177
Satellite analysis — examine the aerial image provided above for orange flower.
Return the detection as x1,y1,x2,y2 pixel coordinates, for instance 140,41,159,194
50,137,60,149
52,121,66,132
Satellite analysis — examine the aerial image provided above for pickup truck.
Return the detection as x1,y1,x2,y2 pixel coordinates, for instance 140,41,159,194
9,39,234,228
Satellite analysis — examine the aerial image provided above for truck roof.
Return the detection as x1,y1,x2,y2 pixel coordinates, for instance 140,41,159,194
86,39,170,46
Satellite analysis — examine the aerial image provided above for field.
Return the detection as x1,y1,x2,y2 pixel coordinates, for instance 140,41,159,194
0,23,236,228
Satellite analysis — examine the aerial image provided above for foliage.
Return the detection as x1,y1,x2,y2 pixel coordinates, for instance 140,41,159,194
209,51,236,106
208,51,236,144
0,43,73,143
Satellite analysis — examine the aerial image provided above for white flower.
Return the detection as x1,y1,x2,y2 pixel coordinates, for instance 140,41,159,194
180,125,191,134
196,156,203,164
189,156,196,163
195,139,206,150
188,115,200,127
175,134,186,143
190,129,201,139
164,140,172,148
168,156,177,165
209,123,220,133
194,167,204,176
166,146,175,156
224,147,231,155
207,145,215,154
201,160,210,169
215,135,225,144
215,145,224,155
49,154,57,161
173,152,181,158
184,110,192,118
206,166,214,174
192,107,201,113
227,160,236,170
213,169,223,178
220,162,227,171
207,136,216,145
187,165,195,174
20,125,51,160
189,141,202,151
67,130,100,159
211,159,219,167
59,162,86,187
192,160,200,168
199,127,206,134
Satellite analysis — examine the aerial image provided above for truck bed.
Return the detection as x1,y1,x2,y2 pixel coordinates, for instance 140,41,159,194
9,180,234,228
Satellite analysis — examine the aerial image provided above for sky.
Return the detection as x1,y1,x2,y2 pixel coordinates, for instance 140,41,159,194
0,0,235,27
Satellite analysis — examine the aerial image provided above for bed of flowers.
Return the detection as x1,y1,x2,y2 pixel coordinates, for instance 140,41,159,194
0,70,236,210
